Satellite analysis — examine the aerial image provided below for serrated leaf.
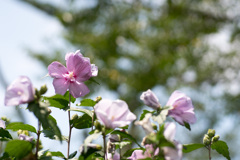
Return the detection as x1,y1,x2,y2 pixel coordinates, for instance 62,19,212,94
69,107,93,117
79,99,96,107
211,140,231,160
6,122,37,134
0,128,12,139
69,151,77,159
72,113,92,129
46,116,62,142
27,102,50,129
111,130,143,148
182,143,205,153
5,140,33,159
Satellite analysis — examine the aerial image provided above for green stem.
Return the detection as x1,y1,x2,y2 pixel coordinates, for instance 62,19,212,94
35,120,41,159
67,93,72,158
208,145,212,160
103,132,107,160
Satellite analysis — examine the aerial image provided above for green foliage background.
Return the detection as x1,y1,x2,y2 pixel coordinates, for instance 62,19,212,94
19,0,240,159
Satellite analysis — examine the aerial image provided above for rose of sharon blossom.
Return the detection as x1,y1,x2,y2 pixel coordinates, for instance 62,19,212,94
166,90,196,125
94,99,136,129
128,144,159,160
0,119,6,129
5,76,35,106
140,89,161,110
163,123,182,160
48,50,97,98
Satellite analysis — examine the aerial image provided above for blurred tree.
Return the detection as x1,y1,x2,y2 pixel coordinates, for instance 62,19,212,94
20,0,240,159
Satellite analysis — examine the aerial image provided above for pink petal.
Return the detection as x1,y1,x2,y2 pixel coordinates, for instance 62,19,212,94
5,76,35,106
69,82,90,98
65,52,92,81
48,61,68,78
53,78,69,95
164,123,176,141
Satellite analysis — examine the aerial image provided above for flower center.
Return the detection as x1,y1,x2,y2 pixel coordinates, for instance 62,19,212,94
17,91,22,95
111,116,115,121
66,71,76,82
68,71,74,79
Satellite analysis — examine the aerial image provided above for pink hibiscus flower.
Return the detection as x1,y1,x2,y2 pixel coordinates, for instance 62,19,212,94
48,50,98,98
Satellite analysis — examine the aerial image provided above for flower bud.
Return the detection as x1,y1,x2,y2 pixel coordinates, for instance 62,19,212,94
17,130,29,136
1,116,9,122
140,89,161,110
212,135,220,142
207,129,215,138
203,134,211,146
94,121,102,131
152,123,157,130
71,114,79,121
95,96,102,103
46,152,52,157
39,84,48,95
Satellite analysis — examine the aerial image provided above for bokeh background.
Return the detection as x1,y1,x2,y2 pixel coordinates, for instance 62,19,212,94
1,0,240,159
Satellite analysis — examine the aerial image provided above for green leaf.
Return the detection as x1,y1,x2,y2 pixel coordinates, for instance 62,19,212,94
45,116,62,142
111,130,143,148
72,113,92,129
211,140,231,160
5,140,33,159
182,143,205,153
88,77,100,85
184,122,191,131
6,122,37,134
27,102,50,129
0,128,12,139
49,151,65,158
79,99,96,107
64,91,76,103
69,151,77,159
44,94,69,110
69,107,93,117
140,110,153,120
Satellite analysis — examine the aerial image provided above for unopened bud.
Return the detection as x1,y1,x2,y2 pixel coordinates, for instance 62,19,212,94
1,116,9,122
152,123,157,130
95,96,102,103
203,134,211,146
39,84,48,95
46,152,52,157
94,121,102,131
140,89,161,110
17,130,29,136
71,114,78,121
212,135,220,142
207,129,215,138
